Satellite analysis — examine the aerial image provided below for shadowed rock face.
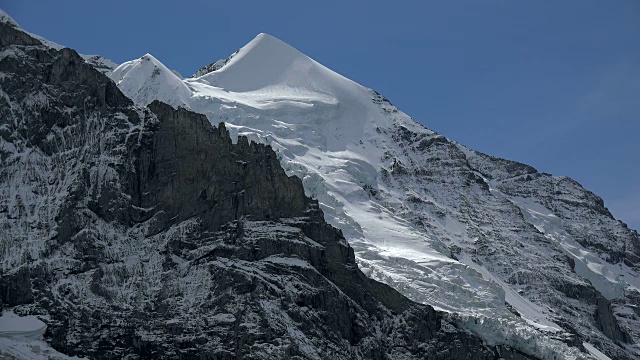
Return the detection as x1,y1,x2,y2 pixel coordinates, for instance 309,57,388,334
0,20,537,360
128,102,311,235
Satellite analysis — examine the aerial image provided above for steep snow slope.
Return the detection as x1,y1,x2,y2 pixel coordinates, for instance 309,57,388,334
111,32,640,359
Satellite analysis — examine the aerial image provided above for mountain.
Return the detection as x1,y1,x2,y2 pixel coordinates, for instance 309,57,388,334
2,8,639,359
109,33,640,359
0,9,541,360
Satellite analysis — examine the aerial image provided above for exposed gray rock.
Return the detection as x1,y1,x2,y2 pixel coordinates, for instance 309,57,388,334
191,48,239,78
595,296,632,344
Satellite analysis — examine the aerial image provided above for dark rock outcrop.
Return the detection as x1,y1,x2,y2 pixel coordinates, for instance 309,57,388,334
190,49,239,78
595,296,632,344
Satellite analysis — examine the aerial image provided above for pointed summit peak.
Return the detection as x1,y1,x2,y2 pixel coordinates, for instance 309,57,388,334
224,32,308,72
196,32,357,95
139,53,169,70
134,53,182,79
191,33,294,78
110,52,191,108
141,53,160,63
245,32,303,54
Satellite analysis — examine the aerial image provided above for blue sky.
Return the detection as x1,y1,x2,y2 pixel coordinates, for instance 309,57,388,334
5,1,639,230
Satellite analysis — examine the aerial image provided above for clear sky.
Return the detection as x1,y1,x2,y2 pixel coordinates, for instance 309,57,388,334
4,1,639,230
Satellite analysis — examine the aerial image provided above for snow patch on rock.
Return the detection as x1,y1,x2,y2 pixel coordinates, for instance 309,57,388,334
0,310,85,359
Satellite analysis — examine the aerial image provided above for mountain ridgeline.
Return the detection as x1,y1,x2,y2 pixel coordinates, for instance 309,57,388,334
0,14,542,360
1,8,640,360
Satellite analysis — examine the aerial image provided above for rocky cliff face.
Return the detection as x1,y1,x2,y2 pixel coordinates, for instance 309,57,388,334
0,18,538,359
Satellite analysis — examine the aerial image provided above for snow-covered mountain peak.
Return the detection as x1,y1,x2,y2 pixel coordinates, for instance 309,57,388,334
195,32,362,98
112,32,427,151
3,9,640,357
111,52,192,108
